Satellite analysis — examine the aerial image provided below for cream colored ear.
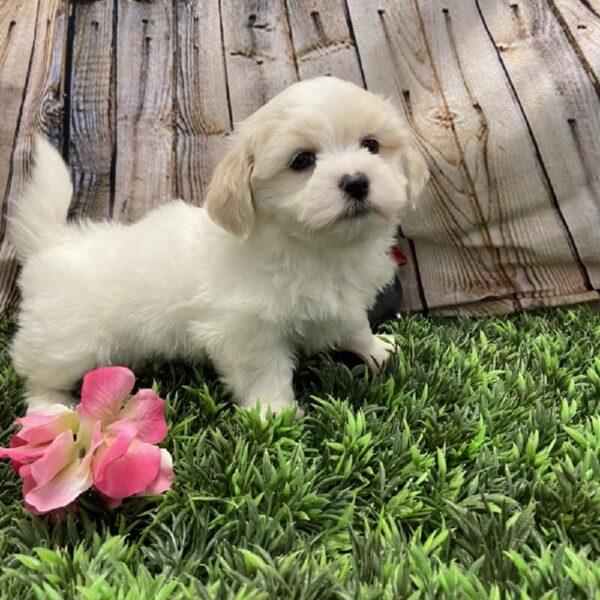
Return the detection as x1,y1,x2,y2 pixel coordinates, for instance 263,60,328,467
403,144,429,206
205,142,254,239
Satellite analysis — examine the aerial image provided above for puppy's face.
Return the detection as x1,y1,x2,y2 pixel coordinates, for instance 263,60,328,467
206,77,428,242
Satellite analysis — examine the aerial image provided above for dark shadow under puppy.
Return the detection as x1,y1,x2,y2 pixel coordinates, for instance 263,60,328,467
331,274,403,369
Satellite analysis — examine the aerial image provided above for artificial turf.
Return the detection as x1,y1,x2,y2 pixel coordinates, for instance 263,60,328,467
1,309,600,599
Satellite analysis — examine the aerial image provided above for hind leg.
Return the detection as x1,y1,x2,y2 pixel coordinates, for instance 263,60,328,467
25,382,74,413
11,333,96,414
20,362,93,412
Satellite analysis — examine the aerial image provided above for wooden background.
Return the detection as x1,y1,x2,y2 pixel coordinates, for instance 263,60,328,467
1,0,599,315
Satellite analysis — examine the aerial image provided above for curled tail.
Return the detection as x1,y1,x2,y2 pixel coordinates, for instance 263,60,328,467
7,136,73,261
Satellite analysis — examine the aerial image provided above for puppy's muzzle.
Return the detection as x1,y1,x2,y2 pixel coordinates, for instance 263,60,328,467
339,172,369,202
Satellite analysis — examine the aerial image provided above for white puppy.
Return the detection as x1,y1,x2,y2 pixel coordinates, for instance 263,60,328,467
8,77,428,416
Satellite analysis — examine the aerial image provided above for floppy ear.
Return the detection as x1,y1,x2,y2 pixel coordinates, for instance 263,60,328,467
402,144,429,206
205,141,254,240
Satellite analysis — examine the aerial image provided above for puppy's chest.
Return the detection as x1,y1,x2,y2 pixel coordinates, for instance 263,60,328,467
273,284,355,351
264,259,390,324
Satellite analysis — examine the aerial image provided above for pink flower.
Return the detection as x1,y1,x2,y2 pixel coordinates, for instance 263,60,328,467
20,422,103,515
78,367,172,506
0,367,173,515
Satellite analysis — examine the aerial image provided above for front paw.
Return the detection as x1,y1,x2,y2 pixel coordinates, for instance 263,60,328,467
257,399,304,421
239,389,302,421
366,333,397,373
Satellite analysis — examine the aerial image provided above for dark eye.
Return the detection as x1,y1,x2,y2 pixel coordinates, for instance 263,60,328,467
361,138,379,154
290,151,316,170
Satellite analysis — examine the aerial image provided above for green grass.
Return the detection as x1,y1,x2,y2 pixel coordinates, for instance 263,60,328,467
1,310,600,599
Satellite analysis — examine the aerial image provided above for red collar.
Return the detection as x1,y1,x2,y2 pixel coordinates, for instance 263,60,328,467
389,247,408,266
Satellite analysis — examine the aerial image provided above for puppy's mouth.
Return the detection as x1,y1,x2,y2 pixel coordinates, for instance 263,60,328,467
342,200,372,220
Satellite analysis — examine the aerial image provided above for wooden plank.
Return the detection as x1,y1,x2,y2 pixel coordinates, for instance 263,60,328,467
434,290,600,317
285,0,362,83
175,0,230,205
1,0,68,315
67,0,115,220
552,0,600,79
0,1,39,237
220,0,297,122
7,0,68,171
347,0,590,310
0,0,39,315
114,0,173,222
0,242,20,315
477,0,600,290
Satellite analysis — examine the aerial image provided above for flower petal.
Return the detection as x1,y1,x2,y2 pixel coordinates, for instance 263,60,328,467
82,420,104,469
119,389,167,444
8,435,28,472
93,438,161,500
91,419,138,483
22,473,44,515
141,449,174,496
15,406,79,446
29,430,78,488
24,459,93,514
0,437,50,469
77,367,135,423
22,422,103,515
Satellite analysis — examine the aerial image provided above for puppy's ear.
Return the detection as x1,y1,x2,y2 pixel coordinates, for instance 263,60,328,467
205,140,254,239
402,144,429,206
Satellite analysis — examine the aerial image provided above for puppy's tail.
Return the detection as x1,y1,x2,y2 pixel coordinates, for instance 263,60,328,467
7,136,73,261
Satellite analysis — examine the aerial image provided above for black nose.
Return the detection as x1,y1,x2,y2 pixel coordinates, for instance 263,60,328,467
339,172,370,201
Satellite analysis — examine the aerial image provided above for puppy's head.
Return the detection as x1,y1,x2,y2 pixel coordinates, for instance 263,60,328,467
205,77,428,241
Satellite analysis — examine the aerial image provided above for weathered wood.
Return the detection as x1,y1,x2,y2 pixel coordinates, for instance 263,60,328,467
7,0,68,170
477,0,600,291
175,0,230,205
1,0,68,315
285,0,362,83
114,0,173,222
1,0,600,316
347,0,589,310
220,0,297,123
67,0,115,220
435,289,600,317
0,1,39,236
552,0,600,77
0,241,20,313
0,1,39,314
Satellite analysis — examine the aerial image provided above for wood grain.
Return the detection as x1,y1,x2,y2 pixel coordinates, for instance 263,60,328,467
477,0,600,290
175,0,230,205
347,0,589,310
67,0,115,220
1,0,67,315
0,1,39,315
285,0,362,83
1,0,599,316
435,289,600,317
552,0,600,85
114,0,173,222
0,241,20,314
0,1,39,236
220,0,297,123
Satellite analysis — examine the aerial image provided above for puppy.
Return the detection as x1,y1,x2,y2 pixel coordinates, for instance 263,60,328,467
8,77,428,416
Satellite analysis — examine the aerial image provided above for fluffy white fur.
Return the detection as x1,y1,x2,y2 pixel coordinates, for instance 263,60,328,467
8,77,428,417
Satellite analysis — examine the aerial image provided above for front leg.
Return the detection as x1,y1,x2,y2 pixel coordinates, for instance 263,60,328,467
209,333,298,419
340,317,397,373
